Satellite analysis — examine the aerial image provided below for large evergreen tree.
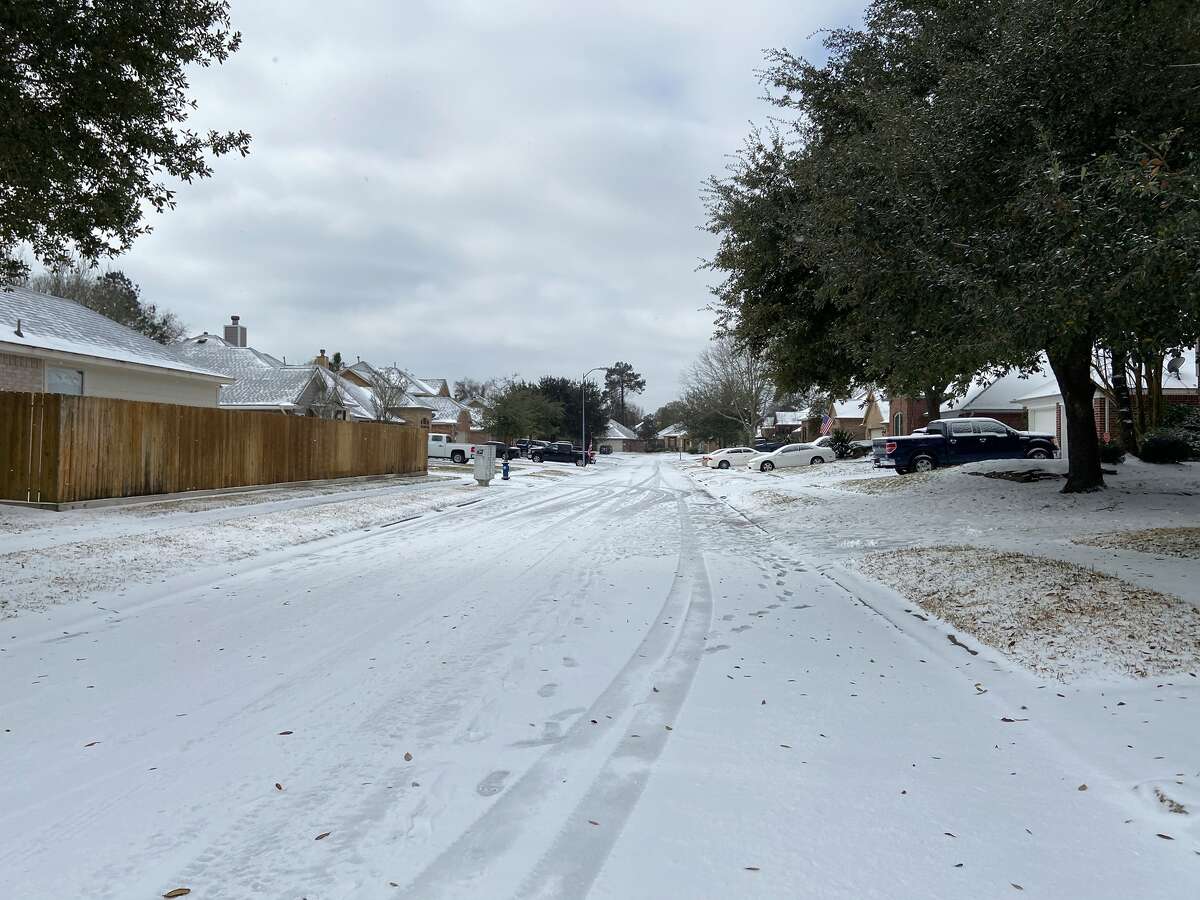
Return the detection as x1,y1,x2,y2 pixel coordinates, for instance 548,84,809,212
707,0,1200,491
1,1,250,280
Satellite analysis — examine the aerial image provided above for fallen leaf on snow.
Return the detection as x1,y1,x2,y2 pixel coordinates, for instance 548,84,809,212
404,752,413,762
315,831,331,841
1077,784,1088,791
744,866,760,871
1156,833,1174,840
588,820,600,826
163,890,191,898
275,783,283,791
278,731,293,736
84,741,100,748
1011,884,1024,891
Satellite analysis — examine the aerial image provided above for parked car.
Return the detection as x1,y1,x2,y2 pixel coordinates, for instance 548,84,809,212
428,433,476,464
753,440,785,454
872,417,1057,474
482,440,520,461
702,446,757,469
598,445,613,455
529,441,588,465
513,439,550,458
749,442,834,472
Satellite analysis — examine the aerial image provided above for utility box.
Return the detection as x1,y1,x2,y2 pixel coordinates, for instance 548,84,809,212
474,445,496,486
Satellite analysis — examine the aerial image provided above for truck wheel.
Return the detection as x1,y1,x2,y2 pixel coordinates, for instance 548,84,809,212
760,461,775,472
1026,448,1050,460
718,460,730,469
912,455,934,473
531,454,543,463
451,450,466,464
810,456,825,465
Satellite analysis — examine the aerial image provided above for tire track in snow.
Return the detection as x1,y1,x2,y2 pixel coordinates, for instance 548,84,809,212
397,483,714,900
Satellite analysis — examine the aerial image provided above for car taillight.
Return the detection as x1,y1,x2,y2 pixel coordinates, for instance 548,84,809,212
884,441,897,455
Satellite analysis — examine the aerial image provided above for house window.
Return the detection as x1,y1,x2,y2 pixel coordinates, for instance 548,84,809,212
46,366,83,396
892,412,904,435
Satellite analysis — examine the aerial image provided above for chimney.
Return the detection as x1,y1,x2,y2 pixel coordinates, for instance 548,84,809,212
223,315,247,348
316,349,329,369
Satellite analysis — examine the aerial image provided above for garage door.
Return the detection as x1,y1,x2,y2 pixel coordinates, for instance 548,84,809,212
1028,406,1062,454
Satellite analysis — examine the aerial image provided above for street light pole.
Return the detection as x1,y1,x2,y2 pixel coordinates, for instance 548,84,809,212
582,366,607,463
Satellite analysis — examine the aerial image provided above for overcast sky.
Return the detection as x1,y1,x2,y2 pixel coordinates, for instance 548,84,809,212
122,0,865,408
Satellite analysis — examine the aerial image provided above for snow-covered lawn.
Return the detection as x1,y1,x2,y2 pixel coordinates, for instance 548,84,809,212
0,459,594,620
685,456,1200,681
859,545,1200,680
1076,526,1200,559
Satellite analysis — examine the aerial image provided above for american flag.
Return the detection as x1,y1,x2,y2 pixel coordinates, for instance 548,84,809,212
819,414,833,435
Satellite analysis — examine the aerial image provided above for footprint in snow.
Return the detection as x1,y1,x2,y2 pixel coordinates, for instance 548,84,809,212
538,683,558,698
476,770,511,797
732,625,753,633
704,644,732,654
562,656,579,668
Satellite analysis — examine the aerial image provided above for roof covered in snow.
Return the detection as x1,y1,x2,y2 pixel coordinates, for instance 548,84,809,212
602,420,639,440
418,377,449,396
656,423,688,438
1012,348,1199,404
944,368,1053,414
0,285,230,381
218,367,319,408
174,333,286,377
773,410,806,426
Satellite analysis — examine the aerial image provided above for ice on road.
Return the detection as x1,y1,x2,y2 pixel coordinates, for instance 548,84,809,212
2,457,1196,899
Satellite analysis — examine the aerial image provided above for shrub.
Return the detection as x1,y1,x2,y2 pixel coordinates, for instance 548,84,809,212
828,428,853,459
1137,430,1193,464
1160,404,1200,456
1099,440,1126,464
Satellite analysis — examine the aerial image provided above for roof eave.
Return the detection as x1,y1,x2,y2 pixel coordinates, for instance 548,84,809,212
0,340,233,383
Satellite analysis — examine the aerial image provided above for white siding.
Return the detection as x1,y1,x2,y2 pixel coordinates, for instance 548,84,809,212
82,364,221,407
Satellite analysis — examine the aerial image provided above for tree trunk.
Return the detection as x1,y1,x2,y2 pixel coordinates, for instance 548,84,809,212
1134,358,1148,436
1109,347,1137,453
924,386,943,423
1047,339,1104,493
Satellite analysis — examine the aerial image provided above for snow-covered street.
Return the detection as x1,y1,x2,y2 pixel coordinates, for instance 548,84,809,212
2,455,1198,899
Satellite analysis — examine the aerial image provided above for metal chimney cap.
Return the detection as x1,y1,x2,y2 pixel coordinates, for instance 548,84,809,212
230,315,240,324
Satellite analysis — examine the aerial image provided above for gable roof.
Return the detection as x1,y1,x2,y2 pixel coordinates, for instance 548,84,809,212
602,420,638,440
218,366,321,409
656,422,687,438
174,332,286,377
943,368,1050,414
418,377,449,396
1012,348,1199,404
773,410,805,426
0,285,229,381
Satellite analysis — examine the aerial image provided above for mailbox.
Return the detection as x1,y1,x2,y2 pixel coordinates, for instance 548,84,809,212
474,445,496,486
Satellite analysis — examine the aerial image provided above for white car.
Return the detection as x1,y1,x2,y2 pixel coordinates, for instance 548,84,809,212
701,446,757,469
749,442,834,472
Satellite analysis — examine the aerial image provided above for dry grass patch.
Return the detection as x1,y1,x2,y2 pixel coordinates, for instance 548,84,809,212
752,490,821,508
838,472,932,494
859,545,1200,680
1075,526,1200,560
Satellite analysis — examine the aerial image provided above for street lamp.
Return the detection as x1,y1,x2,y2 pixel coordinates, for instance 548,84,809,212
582,366,607,462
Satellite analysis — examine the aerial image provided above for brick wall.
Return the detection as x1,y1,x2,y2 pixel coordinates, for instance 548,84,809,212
0,352,44,392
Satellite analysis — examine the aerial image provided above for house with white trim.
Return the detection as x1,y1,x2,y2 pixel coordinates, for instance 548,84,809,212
597,420,642,453
0,285,231,405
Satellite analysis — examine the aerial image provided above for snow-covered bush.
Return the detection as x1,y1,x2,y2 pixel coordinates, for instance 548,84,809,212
1138,431,1193,464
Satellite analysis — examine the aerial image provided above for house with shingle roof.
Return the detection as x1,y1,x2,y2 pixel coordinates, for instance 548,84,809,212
597,419,642,453
0,285,231,405
176,318,435,423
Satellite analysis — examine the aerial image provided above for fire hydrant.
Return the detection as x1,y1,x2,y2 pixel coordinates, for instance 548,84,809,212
502,457,510,480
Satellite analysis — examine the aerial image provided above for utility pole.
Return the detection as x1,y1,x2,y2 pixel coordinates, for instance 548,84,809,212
582,366,607,463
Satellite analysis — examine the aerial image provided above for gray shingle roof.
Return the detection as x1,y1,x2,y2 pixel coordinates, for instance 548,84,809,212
602,420,638,440
174,333,286,377
418,377,448,395
0,285,228,380
218,367,319,408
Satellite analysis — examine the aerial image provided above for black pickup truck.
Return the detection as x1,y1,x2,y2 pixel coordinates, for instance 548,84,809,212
530,441,588,465
873,417,1057,474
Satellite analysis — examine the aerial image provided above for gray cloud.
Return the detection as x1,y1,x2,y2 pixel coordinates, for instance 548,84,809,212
123,0,865,405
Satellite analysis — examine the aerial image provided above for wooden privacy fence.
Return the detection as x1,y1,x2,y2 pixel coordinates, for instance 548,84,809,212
0,392,427,504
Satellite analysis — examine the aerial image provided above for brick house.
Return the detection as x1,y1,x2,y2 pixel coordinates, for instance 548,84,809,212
888,369,1048,436
1015,349,1199,454
792,391,890,441
1,285,230,404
